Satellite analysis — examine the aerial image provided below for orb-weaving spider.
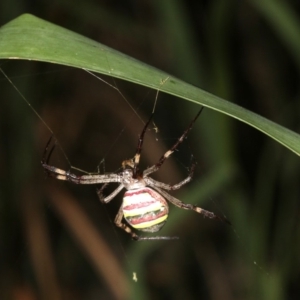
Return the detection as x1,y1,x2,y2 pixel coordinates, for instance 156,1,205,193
42,107,229,241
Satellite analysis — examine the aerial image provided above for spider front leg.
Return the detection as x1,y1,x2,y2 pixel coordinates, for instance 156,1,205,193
123,113,154,177
144,107,203,177
41,135,75,181
41,135,120,185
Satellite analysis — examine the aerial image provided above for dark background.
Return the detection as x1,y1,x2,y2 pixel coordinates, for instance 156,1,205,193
0,1,300,299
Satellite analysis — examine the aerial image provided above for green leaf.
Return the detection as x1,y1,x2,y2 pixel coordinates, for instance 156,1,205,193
0,14,299,155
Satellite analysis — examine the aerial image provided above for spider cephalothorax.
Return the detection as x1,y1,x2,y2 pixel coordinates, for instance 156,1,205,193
42,107,229,241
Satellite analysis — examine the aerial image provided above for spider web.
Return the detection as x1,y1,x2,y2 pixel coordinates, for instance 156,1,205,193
0,60,270,300
0,61,196,206
0,60,204,288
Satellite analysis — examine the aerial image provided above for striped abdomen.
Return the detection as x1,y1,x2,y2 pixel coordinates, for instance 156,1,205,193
123,187,169,232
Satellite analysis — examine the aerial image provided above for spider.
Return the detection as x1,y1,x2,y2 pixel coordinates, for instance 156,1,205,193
42,107,230,241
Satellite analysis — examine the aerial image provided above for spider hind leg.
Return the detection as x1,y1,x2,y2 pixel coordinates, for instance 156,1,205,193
114,206,178,241
155,187,231,225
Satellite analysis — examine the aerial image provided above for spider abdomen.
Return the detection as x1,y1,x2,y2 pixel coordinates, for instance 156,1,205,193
123,187,169,233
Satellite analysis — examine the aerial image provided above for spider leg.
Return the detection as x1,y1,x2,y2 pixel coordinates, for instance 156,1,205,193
145,159,196,190
153,187,231,225
97,183,124,203
42,160,121,184
42,135,56,165
41,136,121,184
114,206,179,241
114,206,141,240
143,107,203,177
127,113,154,178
